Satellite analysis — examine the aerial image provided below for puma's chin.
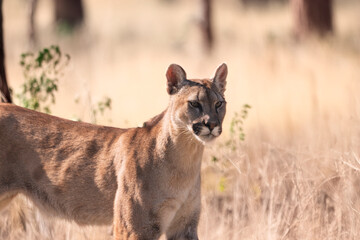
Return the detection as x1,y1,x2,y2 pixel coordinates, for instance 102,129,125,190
196,134,217,143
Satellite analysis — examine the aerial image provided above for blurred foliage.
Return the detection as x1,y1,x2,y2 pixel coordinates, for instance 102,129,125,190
74,96,112,124
91,96,112,124
218,177,227,193
230,104,251,142
210,103,251,164
17,45,112,124
210,104,251,193
17,45,70,114
211,155,219,163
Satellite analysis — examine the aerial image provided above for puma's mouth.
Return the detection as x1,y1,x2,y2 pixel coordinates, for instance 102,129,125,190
190,124,222,143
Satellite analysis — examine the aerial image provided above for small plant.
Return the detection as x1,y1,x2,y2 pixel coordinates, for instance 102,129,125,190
74,96,112,124
91,96,112,124
17,45,70,113
211,156,219,163
230,104,251,141
218,177,227,193
16,45,111,124
209,104,251,176
210,103,251,156
219,104,252,152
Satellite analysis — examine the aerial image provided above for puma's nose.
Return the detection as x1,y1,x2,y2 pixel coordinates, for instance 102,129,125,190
205,122,218,131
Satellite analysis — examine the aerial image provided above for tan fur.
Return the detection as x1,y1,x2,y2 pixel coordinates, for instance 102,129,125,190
0,64,227,239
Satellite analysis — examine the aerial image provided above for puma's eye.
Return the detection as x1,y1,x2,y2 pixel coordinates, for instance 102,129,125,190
215,101,223,108
189,101,201,109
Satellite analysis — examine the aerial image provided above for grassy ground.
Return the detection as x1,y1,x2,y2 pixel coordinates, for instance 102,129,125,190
1,0,360,239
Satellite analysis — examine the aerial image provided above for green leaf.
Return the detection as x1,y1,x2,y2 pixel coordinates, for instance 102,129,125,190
218,177,226,193
17,45,70,114
211,156,218,163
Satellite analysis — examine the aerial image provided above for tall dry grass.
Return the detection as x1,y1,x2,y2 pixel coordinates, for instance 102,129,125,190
1,0,360,239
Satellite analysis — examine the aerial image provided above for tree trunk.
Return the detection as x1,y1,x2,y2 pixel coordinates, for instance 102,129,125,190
54,0,84,27
292,0,333,38
241,0,287,6
241,0,269,6
29,0,38,46
0,0,12,103
201,0,214,52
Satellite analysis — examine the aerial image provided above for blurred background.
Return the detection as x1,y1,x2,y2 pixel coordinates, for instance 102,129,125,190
1,0,360,239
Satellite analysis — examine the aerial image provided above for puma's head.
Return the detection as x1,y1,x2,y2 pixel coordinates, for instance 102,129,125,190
166,63,227,143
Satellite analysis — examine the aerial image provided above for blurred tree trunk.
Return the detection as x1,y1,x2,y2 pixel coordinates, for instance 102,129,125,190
29,0,38,46
241,0,269,5
201,0,214,52
241,0,287,7
292,0,333,37
0,0,12,103
54,0,84,27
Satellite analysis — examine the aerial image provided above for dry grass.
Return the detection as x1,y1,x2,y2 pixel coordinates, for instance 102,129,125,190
1,0,360,239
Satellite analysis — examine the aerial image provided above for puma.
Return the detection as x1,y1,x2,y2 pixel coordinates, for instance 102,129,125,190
0,63,227,239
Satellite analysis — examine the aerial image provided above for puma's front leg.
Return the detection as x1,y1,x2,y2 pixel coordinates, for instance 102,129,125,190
166,179,201,240
165,211,200,240
113,188,127,240
113,187,162,240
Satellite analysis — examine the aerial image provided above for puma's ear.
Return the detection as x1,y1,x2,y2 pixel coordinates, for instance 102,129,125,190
213,63,227,95
166,64,187,95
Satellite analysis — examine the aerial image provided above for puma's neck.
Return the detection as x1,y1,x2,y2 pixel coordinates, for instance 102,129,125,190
153,108,204,173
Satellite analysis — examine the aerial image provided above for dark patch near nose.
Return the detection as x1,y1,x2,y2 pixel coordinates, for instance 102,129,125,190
204,121,219,132
205,122,217,131
192,122,204,135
